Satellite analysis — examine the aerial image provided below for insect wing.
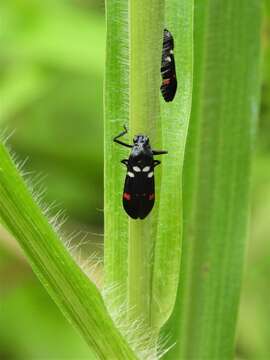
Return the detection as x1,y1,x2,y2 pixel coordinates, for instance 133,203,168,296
122,170,155,219
160,29,177,102
161,76,177,102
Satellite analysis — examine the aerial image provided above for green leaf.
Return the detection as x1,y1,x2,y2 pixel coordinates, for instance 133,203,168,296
0,141,136,359
104,0,166,327
151,0,193,329
104,0,194,334
164,1,262,358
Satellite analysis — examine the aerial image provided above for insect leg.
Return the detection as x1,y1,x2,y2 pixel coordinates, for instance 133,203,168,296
121,159,129,167
113,125,132,148
153,160,161,167
152,149,168,155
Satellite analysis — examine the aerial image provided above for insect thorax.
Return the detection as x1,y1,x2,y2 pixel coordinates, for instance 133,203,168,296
129,147,153,168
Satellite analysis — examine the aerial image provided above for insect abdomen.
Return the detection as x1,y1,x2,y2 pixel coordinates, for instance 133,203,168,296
122,168,155,219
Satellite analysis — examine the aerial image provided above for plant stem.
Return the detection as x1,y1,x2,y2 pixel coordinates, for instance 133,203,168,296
104,0,129,313
0,142,137,359
128,0,164,325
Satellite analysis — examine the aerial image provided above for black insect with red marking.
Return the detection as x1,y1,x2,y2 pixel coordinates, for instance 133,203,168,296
160,28,177,102
113,126,167,219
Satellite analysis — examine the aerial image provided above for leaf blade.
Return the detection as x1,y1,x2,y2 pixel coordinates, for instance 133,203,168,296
151,0,194,329
164,1,262,358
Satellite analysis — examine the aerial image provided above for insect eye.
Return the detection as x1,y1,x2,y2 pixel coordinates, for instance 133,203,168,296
133,137,137,143
145,137,149,144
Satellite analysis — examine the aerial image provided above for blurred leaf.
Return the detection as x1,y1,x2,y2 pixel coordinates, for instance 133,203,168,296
0,0,105,225
0,66,50,124
0,0,105,73
0,277,91,360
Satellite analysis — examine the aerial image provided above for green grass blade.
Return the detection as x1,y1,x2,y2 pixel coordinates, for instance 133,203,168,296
151,0,193,329
128,0,164,325
164,1,262,358
104,0,165,327
0,141,136,359
104,0,129,311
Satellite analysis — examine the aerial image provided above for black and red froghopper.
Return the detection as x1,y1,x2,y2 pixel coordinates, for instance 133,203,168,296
113,126,167,219
160,28,177,102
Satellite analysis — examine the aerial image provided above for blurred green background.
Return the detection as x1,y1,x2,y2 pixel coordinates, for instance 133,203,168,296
0,1,269,359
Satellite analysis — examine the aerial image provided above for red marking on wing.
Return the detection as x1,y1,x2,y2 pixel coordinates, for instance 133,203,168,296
163,78,171,85
149,193,155,200
123,192,131,201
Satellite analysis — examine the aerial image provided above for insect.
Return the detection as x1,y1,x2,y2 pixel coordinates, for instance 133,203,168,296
113,126,167,219
160,28,177,102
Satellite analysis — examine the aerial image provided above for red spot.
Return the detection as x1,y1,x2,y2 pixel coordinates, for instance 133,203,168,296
123,192,131,201
149,193,155,200
163,78,171,85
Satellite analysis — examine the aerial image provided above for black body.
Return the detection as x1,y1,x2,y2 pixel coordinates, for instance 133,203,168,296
160,28,177,102
114,126,167,219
